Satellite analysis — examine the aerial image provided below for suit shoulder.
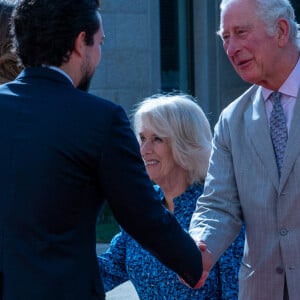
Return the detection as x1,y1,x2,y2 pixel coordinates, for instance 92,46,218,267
78,91,121,111
61,89,129,128
221,84,260,117
70,90,127,119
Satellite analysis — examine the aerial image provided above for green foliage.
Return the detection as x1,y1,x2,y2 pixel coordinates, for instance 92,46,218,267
96,202,120,243
96,222,120,243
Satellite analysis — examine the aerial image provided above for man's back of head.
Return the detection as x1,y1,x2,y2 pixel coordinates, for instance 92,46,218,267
12,0,101,68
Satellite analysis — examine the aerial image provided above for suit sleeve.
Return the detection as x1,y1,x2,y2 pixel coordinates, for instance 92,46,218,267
189,112,243,264
99,105,203,287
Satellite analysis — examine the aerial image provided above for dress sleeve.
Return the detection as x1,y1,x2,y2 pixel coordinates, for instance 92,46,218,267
97,230,130,292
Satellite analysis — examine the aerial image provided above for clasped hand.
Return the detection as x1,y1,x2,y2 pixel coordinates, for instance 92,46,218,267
179,240,213,289
194,241,213,288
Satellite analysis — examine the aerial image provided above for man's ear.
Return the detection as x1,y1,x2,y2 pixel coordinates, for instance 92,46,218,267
276,18,290,47
73,31,87,57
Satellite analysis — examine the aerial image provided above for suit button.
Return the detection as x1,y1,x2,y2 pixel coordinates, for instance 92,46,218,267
280,229,288,236
276,267,284,274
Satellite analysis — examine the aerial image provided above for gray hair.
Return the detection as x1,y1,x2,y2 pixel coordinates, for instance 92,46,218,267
132,93,212,184
220,0,300,48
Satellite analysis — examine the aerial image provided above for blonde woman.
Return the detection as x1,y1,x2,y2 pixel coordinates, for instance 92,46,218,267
98,93,245,299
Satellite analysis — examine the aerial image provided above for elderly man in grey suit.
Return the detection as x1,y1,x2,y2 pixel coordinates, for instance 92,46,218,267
189,0,300,299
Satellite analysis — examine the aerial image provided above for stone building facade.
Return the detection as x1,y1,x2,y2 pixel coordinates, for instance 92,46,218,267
90,0,299,128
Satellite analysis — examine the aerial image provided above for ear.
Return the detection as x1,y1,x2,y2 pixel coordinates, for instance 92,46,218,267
73,31,87,57
276,18,290,47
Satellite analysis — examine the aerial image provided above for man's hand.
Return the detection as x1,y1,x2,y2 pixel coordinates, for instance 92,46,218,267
179,240,213,289
193,241,213,288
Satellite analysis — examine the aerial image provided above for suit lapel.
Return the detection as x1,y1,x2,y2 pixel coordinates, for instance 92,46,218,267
280,91,300,190
245,88,279,189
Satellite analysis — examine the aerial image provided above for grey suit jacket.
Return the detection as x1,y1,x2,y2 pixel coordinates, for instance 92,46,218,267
190,84,300,300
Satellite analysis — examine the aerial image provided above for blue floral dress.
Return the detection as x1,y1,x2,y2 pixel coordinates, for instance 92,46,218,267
98,184,245,299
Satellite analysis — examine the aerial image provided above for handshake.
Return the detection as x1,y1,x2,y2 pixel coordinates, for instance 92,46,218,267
180,241,213,289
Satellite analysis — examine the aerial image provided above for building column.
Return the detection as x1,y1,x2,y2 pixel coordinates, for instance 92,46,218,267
193,0,249,127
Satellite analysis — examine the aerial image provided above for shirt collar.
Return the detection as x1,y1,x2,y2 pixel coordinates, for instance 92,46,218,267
262,55,300,102
42,65,74,85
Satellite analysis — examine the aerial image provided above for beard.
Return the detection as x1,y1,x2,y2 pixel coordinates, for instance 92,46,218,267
77,58,95,92
77,74,92,91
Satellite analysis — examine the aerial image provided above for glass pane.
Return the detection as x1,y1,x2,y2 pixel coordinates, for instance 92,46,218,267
160,0,194,94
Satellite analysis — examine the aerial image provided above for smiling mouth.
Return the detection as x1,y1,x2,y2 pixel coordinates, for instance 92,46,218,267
144,160,159,166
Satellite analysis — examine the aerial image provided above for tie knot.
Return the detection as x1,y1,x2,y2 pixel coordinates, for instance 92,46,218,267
271,91,281,103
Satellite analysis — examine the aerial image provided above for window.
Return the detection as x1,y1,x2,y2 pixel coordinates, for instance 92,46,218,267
160,0,194,94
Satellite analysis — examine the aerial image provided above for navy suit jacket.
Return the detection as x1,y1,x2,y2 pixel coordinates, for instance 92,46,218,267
0,67,202,300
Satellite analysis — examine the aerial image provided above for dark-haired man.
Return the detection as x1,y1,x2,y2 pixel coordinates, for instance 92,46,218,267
0,0,204,299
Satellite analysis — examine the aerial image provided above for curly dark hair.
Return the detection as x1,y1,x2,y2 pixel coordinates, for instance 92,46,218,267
11,0,101,67
0,0,23,83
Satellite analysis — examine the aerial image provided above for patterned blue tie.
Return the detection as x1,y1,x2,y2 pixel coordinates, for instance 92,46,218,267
270,92,288,175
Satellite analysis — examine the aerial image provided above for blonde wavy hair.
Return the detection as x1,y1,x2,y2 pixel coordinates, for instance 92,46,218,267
0,1,23,84
133,93,212,184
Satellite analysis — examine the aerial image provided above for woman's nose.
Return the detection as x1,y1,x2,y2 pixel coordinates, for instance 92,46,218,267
140,141,152,155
